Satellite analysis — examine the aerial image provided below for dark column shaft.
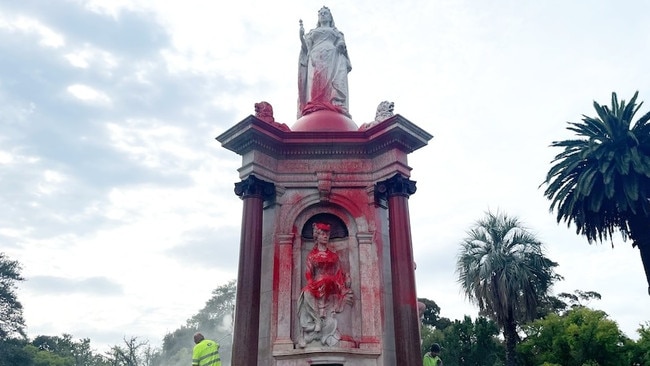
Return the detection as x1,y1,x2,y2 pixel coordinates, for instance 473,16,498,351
388,194,421,365
231,175,273,366
378,174,423,366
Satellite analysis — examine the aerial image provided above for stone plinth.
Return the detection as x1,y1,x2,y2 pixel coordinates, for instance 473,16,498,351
217,112,432,366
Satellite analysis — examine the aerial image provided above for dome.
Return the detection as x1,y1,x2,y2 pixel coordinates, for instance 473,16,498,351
291,110,358,132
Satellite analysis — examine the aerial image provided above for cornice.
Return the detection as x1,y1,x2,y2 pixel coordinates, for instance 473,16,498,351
216,114,433,158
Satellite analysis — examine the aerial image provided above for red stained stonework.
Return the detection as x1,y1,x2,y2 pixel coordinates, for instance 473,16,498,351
217,112,432,366
292,109,358,132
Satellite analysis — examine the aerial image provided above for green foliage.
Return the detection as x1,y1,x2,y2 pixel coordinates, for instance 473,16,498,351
0,337,32,366
32,334,76,355
159,280,235,366
28,334,110,366
0,252,26,339
542,91,650,292
105,336,160,366
422,315,504,366
24,344,75,366
558,289,602,309
418,297,452,330
518,307,632,366
160,325,197,363
543,91,650,242
536,289,602,319
186,279,236,330
456,211,559,366
420,324,442,357
628,322,650,365
0,279,236,366
0,334,111,366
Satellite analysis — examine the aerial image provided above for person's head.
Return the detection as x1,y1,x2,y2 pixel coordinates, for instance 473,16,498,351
313,222,331,245
193,332,205,344
317,6,334,27
430,343,441,355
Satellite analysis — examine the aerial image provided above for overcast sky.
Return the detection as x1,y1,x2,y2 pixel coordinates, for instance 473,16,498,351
1,0,649,353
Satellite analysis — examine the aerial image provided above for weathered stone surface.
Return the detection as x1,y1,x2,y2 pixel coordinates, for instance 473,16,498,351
217,109,432,365
298,7,352,119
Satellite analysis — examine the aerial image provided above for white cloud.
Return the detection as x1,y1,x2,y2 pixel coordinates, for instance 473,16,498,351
64,45,119,73
0,227,32,239
67,84,112,106
36,170,68,196
76,0,141,19
0,150,13,164
105,119,200,169
0,14,65,48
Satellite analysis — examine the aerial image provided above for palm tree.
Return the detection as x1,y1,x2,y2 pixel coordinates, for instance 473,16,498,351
457,211,559,366
542,91,650,295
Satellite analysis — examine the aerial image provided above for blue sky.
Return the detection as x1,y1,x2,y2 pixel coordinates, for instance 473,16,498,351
1,0,649,352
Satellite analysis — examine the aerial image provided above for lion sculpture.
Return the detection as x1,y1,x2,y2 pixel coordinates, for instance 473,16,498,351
374,101,394,123
358,101,395,131
253,102,291,132
254,101,275,123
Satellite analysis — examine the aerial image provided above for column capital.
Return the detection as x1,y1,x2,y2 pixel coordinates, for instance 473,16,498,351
375,173,417,200
234,175,275,200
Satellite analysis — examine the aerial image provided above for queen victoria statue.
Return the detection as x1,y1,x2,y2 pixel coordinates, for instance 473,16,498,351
298,6,352,118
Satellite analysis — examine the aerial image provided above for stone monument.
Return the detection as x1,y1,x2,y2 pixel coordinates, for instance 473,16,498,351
217,6,433,366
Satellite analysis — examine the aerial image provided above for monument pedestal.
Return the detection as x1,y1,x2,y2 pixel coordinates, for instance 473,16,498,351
218,111,432,365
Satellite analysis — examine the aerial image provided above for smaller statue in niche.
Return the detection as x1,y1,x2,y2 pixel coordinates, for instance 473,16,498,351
298,222,353,348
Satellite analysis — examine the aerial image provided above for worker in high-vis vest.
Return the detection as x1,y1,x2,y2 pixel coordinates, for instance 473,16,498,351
423,343,443,366
192,332,221,366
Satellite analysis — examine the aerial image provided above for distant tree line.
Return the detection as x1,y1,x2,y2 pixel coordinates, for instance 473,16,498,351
3,249,649,366
0,251,235,366
419,293,650,366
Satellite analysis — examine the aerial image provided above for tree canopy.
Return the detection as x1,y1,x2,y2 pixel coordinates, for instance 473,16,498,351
456,211,559,366
0,252,26,340
542,91,650,294
519,307,634,366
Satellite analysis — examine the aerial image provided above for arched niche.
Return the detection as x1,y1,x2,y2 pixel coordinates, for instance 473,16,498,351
292,208,361,349
301,213,349,240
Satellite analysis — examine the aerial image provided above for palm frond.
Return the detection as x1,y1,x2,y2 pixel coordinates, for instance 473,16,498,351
542,91,650,246
456,211,558,330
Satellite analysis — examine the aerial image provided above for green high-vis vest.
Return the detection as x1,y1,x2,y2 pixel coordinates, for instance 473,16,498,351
192,339,221,366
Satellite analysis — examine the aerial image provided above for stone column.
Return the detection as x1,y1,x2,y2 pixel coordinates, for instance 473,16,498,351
375,174,421,366
232,175,275,366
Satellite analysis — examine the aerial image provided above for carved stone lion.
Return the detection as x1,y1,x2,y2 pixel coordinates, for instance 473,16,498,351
254,101,275,123
374,100,394,122
254,101,291,131
358,101,395,131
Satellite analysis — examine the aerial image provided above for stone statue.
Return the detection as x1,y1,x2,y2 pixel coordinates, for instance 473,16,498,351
254,101,291,131
374,100,394,122
358,101,395,131
298,222,353,348
254,101,275,123
297,6,352,118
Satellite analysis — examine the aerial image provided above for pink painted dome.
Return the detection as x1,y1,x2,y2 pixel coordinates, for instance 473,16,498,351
291,110,358,132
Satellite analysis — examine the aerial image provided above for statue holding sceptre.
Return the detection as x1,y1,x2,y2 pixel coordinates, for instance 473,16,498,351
297,7,352,118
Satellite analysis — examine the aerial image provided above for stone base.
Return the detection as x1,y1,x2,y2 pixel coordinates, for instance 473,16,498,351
273,348,381,366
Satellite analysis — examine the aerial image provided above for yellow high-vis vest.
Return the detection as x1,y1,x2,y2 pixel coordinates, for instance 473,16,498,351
192,339,221,366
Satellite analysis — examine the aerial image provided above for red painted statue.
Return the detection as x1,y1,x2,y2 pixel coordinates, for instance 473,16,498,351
297,6,352,118
298,222,353,347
